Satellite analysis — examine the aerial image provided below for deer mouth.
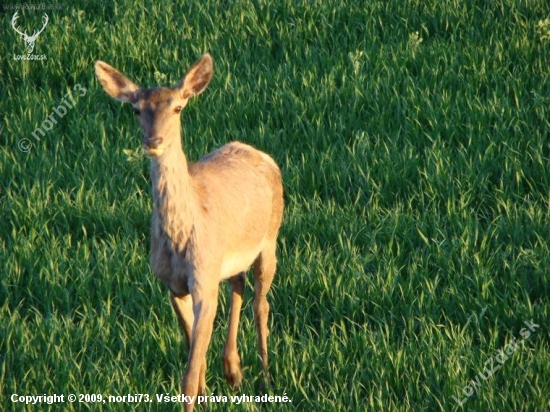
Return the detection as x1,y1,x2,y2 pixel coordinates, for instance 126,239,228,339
142,137,165,157
142,145,165,157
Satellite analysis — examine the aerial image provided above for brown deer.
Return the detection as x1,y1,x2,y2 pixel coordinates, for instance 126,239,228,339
95,54,284,410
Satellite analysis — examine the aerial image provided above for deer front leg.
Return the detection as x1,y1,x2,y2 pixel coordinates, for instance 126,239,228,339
171,293,194,348
182,281,219,411
172,293,207,409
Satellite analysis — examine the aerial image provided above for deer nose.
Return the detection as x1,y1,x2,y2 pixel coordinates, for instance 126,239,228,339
143,137,163,148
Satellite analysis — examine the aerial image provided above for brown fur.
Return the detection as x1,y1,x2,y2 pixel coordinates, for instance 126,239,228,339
95,55,284,411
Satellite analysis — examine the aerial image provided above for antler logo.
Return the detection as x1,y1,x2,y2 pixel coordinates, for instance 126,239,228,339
12,11,49,55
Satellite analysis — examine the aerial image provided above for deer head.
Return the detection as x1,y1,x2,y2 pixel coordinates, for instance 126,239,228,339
95,54,213,157
12,11,49,55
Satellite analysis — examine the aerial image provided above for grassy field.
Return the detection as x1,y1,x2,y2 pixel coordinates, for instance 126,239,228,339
1,0,549,410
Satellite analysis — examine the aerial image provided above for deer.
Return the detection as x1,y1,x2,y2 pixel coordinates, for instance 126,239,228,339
11,11,49,55
95,54,284,410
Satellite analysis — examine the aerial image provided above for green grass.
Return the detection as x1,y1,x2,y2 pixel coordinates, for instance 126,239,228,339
1,0,550,410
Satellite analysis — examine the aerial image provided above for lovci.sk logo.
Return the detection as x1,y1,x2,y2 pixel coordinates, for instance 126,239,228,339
12,11,48,61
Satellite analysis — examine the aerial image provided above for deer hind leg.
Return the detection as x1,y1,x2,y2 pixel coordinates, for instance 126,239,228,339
252,244,277,390
223,273,245,389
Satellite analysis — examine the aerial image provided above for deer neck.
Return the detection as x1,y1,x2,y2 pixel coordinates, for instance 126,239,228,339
150,137,196,253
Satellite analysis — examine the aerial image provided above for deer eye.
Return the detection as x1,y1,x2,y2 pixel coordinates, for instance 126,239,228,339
133,108,141,116
174,106,182,114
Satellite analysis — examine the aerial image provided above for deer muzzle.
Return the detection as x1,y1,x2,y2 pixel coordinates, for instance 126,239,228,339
142,137,164,157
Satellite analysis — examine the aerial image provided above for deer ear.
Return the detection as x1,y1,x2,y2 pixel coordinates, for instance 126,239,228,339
179,54,213,99
95,61,140,103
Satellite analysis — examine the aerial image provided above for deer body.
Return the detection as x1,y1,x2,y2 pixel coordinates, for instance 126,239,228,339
151,141,281,293
95,55,283,411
